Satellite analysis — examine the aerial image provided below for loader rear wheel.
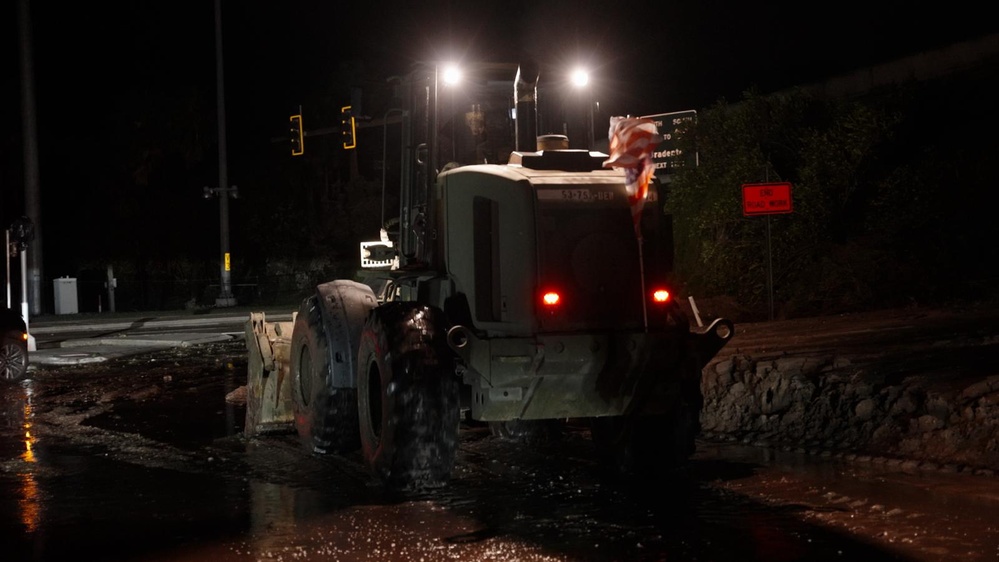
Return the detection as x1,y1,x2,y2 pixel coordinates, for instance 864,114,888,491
592,355,703,477
488,419,564,444
591,389,700,477
357,303,459,488
291,295,360,454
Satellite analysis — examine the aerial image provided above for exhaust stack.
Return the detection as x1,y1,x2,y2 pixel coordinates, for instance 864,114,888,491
514,63,539,153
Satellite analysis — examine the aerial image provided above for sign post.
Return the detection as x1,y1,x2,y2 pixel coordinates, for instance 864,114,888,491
741,182,794,320
8,217,36,350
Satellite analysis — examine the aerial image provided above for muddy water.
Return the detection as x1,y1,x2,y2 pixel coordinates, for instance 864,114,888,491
1,341,994,561
700,442,999,560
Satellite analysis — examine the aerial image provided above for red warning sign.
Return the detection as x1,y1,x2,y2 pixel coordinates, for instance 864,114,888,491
742,182,793,216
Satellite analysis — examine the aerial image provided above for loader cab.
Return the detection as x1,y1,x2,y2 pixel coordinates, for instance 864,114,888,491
389,62,529,270
370,61,676,335
438,149,676,338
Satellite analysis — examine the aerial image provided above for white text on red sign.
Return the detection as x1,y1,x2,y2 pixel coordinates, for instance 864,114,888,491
742,182,793,216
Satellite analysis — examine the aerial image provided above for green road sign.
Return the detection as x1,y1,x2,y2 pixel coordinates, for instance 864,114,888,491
641,110,697,183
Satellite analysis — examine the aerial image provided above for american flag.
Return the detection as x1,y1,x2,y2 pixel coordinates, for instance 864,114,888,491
602,116,661,238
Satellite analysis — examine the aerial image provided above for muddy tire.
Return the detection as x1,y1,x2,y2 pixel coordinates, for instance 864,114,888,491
671,376,704,462
0,336,28,382
488,419,564,444
591,384,701,477
357,303,459,488
291,295,360,454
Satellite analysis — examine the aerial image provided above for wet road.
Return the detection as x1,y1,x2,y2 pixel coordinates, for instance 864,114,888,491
2,339,998,561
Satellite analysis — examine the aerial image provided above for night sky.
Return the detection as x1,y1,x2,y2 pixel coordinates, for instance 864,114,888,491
6,1,996,148
1,0,996,303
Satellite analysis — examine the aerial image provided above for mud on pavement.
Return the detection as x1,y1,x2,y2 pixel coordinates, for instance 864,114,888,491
4,309,999,562
12,303,999,482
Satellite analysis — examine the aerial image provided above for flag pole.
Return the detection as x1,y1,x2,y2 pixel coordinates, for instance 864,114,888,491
637,235,648,331
603,116,660,333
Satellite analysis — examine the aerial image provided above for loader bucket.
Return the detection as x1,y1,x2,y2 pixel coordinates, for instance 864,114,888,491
243,312,296,436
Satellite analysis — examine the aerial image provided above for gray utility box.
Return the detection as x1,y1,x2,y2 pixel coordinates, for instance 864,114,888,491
53,277,78,314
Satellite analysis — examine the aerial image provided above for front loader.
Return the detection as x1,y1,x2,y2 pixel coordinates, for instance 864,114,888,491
244,62,734,488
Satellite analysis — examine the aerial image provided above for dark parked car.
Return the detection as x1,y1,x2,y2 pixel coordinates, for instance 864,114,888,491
0,308,28,381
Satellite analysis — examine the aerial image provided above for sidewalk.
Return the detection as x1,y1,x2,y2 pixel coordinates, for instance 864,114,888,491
26,305,295,368
29,332,243,367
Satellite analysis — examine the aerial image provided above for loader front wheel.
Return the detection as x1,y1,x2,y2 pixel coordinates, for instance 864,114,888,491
291,295,360,454
357,303,459,488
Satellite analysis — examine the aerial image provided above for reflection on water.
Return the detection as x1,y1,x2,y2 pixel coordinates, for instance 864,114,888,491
248,481,300,556
18,472,39,534
238,479,562,561
16,382,41,534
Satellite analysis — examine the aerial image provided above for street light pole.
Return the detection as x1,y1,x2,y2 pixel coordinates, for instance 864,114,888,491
214,0,235,307
20,245,35,351
570,68,594,149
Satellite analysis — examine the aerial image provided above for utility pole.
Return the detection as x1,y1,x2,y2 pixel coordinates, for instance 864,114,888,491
213,0,235,307
18,0,43,315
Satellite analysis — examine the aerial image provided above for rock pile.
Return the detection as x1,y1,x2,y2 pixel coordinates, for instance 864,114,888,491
700,351,999,474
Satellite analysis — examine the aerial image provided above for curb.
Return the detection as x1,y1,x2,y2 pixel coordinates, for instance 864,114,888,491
58,333,240,348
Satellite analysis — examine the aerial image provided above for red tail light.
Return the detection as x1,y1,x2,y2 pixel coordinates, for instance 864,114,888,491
542,291,561,307
652,288,670,304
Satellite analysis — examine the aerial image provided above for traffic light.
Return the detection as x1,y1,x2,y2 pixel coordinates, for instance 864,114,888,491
9,216,34,252
341,105,356,150
289,114,304,156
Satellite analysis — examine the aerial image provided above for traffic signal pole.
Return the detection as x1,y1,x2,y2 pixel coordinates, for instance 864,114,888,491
213,0,235,307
